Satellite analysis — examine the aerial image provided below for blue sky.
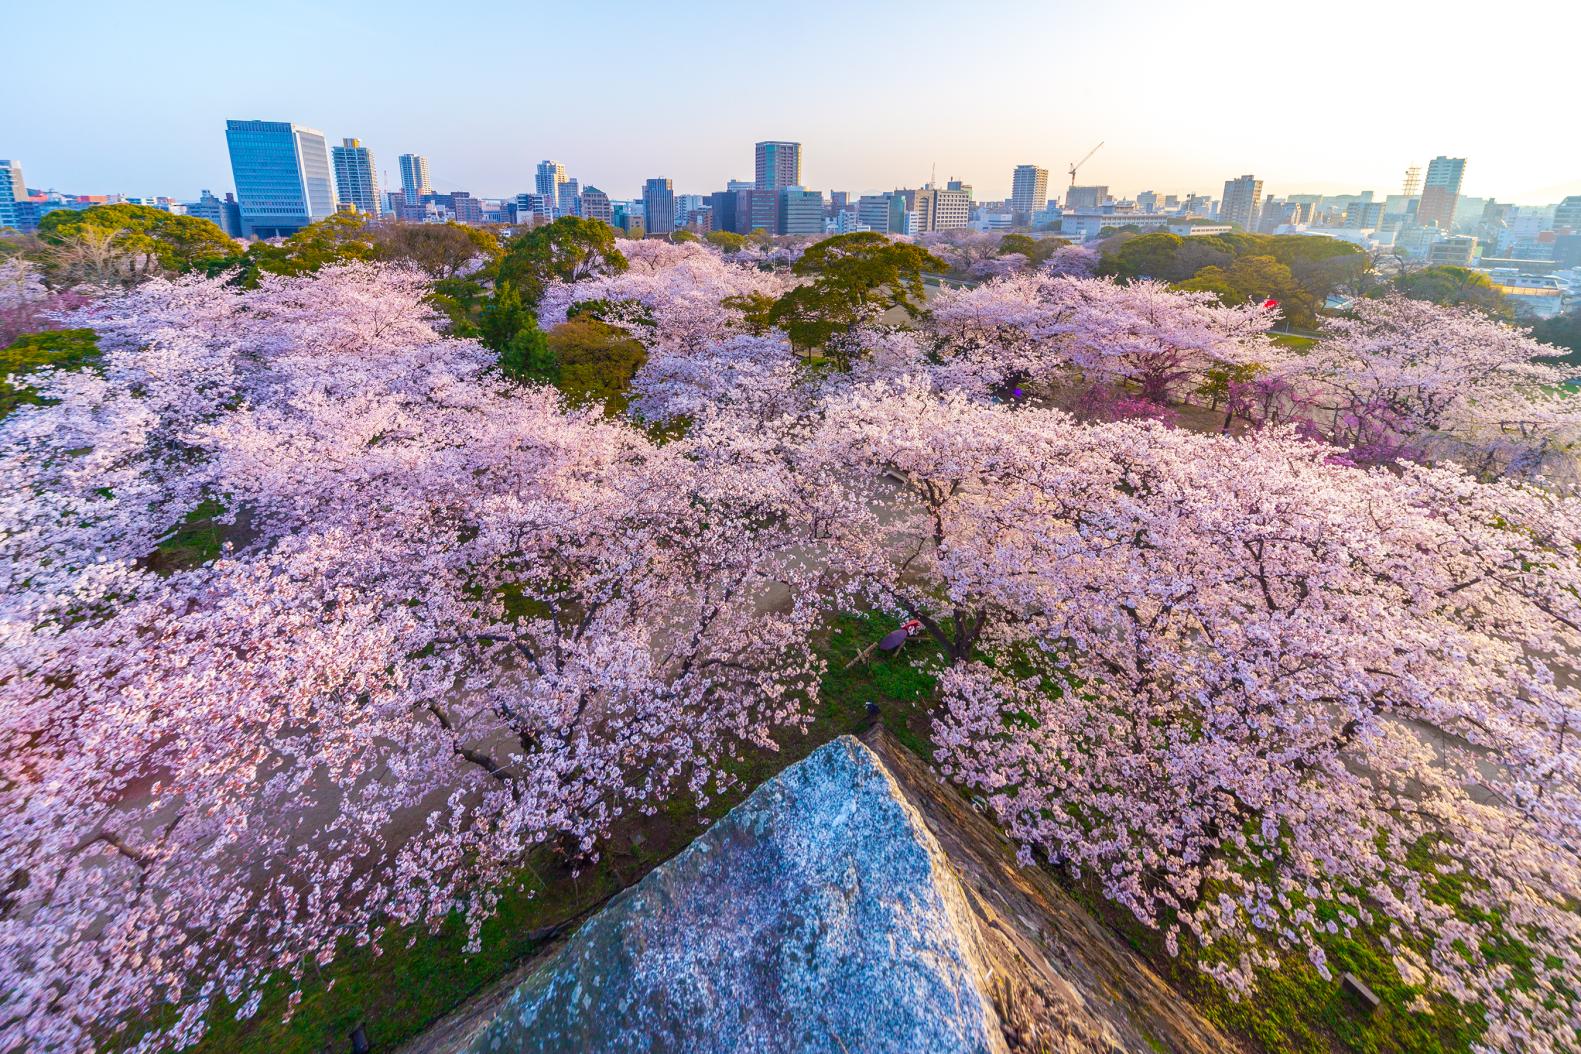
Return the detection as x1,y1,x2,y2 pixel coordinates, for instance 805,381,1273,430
9,0,1580,205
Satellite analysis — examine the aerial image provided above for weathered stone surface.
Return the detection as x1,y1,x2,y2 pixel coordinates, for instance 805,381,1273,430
431,730,1237,1054
460,736,1006,1054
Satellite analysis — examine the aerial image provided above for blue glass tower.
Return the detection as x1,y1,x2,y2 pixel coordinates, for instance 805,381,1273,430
225,120,337,238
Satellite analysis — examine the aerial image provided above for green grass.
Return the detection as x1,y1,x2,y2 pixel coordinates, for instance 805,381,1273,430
125,612,939,1054
1270,332,1319,350
0,328,100,421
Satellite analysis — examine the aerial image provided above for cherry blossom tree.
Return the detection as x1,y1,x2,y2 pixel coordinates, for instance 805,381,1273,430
0,262,824,1052
785,378,1581,1050
0,257,93,346
927,273,1277,406
1263,295,1581,475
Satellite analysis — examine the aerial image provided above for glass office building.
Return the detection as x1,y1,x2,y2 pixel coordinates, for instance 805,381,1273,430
225,120,337,238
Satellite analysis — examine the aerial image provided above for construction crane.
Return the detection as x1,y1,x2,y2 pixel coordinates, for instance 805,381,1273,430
1068,141,1104,187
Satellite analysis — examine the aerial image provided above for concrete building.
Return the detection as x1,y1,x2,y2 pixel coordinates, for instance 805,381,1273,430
643,178,675,235
512,193,554,224
185,189,243,237
225,120,337,238
674,193,705,229
1168,222,1234,237
1344,200,1384,229
1220,174,1263,231
1010,165,1049,223
1065,185,1108,211
1417,156,1466,230
911,184,971,233
1428,235,1480,266
1555,195,1581,232
0,159,24,230
580,186,613,224
398,154,431,206
331,138,382,217
779,186,824,235
857,192,905,235
448,191,483,225
755,141,801,192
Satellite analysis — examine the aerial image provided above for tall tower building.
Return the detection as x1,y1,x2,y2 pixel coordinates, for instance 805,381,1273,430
536,160,568,215
398,154,431,206
1010,165,1049,222
1220,174,1264,230
754,141,801,192
643,177,675,235
558,177,581,219
0,159,24,231
225,120,337,238
1417,156,1466,230
332,138,382,217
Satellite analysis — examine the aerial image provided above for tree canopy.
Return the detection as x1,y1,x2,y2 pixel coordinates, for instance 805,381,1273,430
1393,265,1513,319
37,204,238,282
497,216,628,308
767,232,945,355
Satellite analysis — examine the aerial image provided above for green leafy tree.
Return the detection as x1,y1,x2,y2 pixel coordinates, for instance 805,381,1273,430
496,217,627,308
238,212,381,280
37,204,237,278
768,232,945,356
479,282,536,351
375,221,502,279
671,229,699,244
996,233,1066,266
1531,308,1581,361
545,316,647,414
720,291,776,335
705,231,746,253
1393,265,1513,320
499,326,557,385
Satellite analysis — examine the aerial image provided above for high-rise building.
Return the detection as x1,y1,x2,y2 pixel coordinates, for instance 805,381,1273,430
398,154,431,206
1220,174,1263,230
643,178,675,235
673,193,705,229
0,160,26,230
911,185,972,233
225,120,337,238
1344,200,1385,229
1417,156,1466,230
1402,166,1422,198
1552,195,1581,232
1065,185,1107,211
331,138,382,217
1010,165,1049,222
778,186,824,235
755,141,801,192
536,160,568,214
946,178,973,201
580,186,613,224
857,193,905,235
558,177,581,219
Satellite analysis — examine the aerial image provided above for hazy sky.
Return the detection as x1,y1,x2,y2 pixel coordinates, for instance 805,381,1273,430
8,0,1580,206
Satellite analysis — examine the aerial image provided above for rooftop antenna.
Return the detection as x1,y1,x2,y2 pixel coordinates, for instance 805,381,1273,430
1068,141,1104,187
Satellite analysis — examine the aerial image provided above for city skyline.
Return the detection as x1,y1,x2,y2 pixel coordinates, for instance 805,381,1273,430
7,0,1580,206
